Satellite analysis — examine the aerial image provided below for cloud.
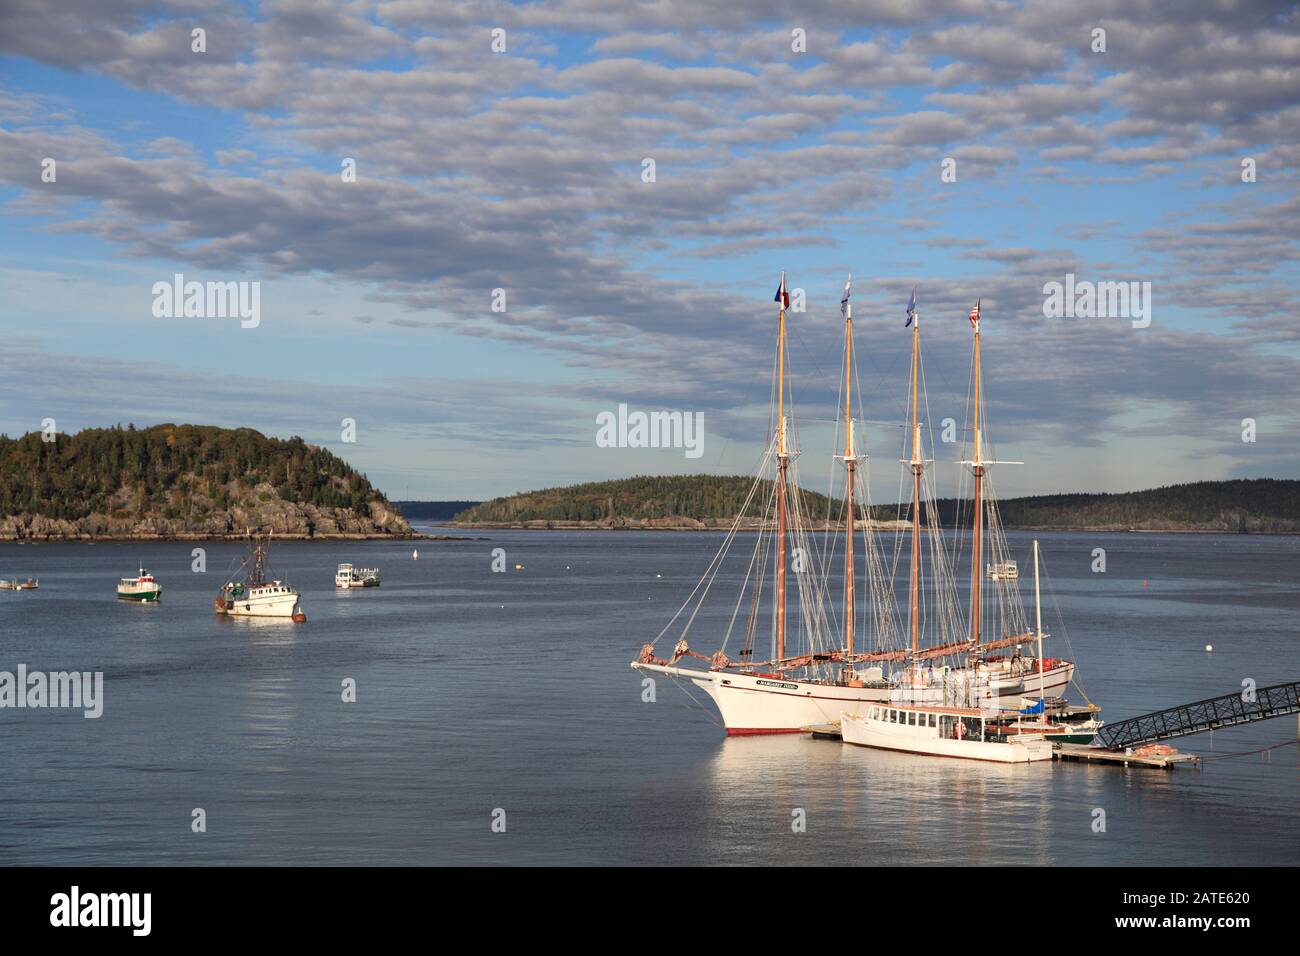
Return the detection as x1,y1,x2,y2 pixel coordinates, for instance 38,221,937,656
0,0,1297,494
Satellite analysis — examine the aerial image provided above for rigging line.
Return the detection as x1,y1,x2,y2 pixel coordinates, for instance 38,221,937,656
681,445,773,646
1183,739,1299,760
787,319,836,407
1038,549,1093,705
648,435,775,648
721,466,777,654
665,672,726,728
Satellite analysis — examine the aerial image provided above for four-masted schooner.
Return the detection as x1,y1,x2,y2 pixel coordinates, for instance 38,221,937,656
631,274,1077,736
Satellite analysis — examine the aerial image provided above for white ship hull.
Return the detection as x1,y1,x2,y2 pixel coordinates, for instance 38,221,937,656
222,588,301,618
841,709,1053,763
633,663,891,734
633,659,1074,735
986,660,1074,703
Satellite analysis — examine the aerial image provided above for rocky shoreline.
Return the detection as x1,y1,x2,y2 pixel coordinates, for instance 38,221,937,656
0,487,417,541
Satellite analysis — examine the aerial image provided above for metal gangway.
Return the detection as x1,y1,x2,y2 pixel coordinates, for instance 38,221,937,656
1095,681,1300,751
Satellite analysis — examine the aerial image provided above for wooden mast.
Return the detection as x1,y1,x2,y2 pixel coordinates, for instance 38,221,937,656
842,276,855,663
908,298,922,671
970,300,983,648
1034,539,1045,701
776,271,789,670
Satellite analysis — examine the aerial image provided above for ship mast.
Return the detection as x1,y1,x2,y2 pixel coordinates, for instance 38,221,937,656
775,271,789,670
969,299,983,648
1034,539,1045,701
841,275,856,663
907,295,922,671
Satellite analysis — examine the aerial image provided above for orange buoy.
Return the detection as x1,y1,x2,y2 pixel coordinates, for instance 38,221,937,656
292,611,307,623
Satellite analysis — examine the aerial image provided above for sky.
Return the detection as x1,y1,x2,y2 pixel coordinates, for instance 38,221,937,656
0,0,1297,502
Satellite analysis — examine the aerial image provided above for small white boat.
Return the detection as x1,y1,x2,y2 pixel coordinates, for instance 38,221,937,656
0,577,39,590
335,563,380,588
412,548,419,560
987,559,1019,580
841,701,1053,762
117,567,162,602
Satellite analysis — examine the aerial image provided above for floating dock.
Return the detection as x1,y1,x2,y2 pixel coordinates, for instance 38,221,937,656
1053,743,1199,770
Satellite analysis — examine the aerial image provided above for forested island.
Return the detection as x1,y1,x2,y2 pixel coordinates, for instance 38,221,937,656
449,475,1300,533
0,424,414,540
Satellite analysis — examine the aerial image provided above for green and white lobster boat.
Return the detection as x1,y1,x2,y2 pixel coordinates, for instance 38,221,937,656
117,567,162,602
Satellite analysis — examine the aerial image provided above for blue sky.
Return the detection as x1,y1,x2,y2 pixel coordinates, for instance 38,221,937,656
1,0,1297,500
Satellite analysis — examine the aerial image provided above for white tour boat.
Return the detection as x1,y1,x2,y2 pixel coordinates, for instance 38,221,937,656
841,700,1053,762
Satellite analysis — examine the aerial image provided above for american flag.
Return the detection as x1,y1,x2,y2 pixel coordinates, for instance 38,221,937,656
968,299,981,328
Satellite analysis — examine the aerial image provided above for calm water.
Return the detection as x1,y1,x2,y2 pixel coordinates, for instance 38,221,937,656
1,530,1297,865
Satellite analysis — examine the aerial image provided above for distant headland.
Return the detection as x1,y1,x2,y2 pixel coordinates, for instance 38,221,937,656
446,475,1300,533
0,424,415,540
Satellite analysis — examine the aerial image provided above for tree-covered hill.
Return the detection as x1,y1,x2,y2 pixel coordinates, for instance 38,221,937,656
956,479,1300,533
453,475,1300,532
454,474,840,525
0,424,413,539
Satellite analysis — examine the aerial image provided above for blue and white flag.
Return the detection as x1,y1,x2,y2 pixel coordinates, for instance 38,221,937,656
905,288,917,326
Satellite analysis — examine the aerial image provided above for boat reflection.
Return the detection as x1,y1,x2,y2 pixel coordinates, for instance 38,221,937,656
688,733,1062,865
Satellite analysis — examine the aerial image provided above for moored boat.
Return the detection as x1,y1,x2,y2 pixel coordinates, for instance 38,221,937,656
841,701,1053,762
215,535,305,621
633,273,903,733
335,563,380,588
632,283,1089,735
0,577,39,590
117,567,162,602
987,560,1019,580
